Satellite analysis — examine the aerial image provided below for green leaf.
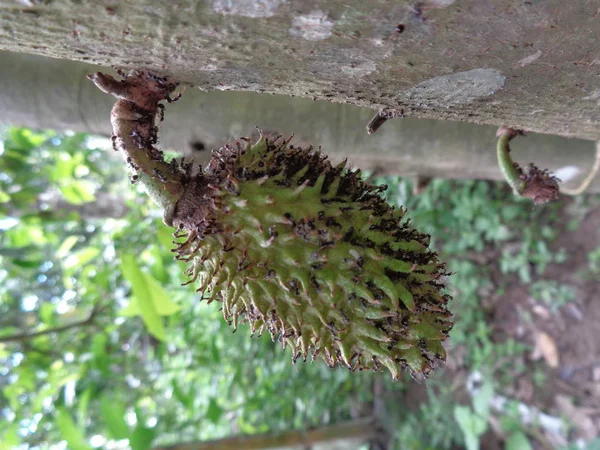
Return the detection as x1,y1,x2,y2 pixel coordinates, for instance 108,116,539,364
49,152,78,182
16,367,36,391
64,247,100,270
472,382,494,420
150,245,168,284
207,397,223,424
129,425,155,450
5,223,46,248
505,432,532,450
77,386,93,427
11,258,41,268
0,327,20,338
120,254,166,341
172,380,194,411
144,274,180,316
57,236,79,258
120,254,180,315
119,298,142,317
100,396,130,439
0,423,20,447
39,302,55,326
91,334,110,376
0,190,9,203
211,339,221,363
59,180,96,205
9,128,50,151
55,407,92,450
454,405,487,450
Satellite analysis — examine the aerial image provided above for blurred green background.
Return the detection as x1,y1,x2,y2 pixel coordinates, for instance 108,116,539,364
1,128,599,450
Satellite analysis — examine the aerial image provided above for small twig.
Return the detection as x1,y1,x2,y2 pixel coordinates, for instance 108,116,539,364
496,126,560,204
561,139,600,195
0,303,103,344
366,109,404,135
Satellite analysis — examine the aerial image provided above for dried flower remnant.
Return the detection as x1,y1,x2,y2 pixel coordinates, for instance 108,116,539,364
496,126,560,204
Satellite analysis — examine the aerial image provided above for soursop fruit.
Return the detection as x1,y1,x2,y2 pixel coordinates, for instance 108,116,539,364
172,134,453,380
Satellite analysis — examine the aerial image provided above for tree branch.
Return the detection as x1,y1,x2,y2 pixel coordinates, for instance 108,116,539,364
2,1,600,139
0,304,102,344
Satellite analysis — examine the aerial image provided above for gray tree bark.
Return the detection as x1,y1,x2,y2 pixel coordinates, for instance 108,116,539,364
2,51,599,193
1,0,600,140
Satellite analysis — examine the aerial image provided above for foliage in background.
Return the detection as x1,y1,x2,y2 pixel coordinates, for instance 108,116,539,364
373,176,599,450
1,128,598,449
0,128,372,450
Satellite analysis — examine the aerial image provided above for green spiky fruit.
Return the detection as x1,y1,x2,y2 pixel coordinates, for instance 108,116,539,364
174,135,453,379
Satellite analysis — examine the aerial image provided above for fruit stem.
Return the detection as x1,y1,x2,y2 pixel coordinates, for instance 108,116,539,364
496,126,525,196
496,126,560,204
87,71,186,224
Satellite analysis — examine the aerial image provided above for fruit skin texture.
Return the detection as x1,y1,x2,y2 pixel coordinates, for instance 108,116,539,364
173,134,453,380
